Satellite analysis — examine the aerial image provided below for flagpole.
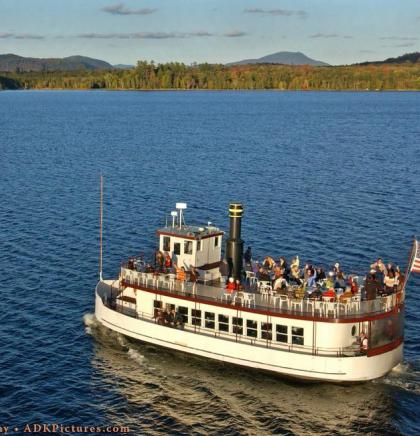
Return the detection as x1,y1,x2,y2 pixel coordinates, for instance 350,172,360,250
99,174,103,281
401,235,416,294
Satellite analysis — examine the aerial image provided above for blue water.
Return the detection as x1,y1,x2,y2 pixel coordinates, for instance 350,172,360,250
1,90,419,435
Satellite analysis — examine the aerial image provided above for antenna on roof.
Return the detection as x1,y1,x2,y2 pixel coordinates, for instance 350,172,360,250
176,203,187,229
99,174,103,281
171,211,178,228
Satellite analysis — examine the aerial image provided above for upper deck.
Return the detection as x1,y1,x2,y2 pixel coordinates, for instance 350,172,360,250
120,266,404,322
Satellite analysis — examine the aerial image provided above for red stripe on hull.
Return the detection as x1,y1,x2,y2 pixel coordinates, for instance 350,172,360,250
367,337,403,357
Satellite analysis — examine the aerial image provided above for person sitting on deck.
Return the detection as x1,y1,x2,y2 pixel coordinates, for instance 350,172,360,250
189,266,199,283
257,267,271,282
322,288,336,302
349,276,359,295
325,272,334,289
173,309,184,329
334,271,346,290
273,275,287,293
316,267,326,282
359,331,368,352
279,256,289,277
263,256,276,269
252,261,260,274
333,262,341,275
289,262,302,285
308,285,322,300
306,268,317,290
155,250,165,271
226,277,237,292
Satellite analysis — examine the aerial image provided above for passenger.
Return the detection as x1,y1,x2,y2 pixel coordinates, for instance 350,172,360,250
263,256,276,269
164,252,172,270
365,271,381,301
252,261,260,274
176,266,186,281
384,271,396,295
333,262,341,275
235,279,241,290
290,255,300,270
316,267,326,282
168,308,176,326
359,332,368,352
279,256,290,279
322,287,336,302
308,285,322,300
244,247,252,266
163,308,171,325
189,266,199,283
325,272,334,289
334,272,346,290
257,267,271,282
156,250,165,271
306,268,317,289
273,275,287,292
386,262,395,275
174,309,184,329
226,277,236,292
370,258,387,276
349,276,359,295
289,263,302,285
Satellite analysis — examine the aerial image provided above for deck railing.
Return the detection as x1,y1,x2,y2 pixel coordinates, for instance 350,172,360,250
119,267,402,320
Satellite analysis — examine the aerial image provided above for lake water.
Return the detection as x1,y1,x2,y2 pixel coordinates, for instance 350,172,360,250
0,90,419,435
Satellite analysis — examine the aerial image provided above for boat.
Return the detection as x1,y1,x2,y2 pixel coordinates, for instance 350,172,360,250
94,181,418,382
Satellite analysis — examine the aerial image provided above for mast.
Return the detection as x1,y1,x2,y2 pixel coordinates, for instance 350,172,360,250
99,174,103,281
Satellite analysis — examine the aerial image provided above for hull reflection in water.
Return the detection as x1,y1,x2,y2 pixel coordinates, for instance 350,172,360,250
87,316,403,435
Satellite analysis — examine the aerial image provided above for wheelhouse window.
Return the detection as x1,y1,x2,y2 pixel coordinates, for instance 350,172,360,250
205,312,215,329
191,309,201,326
197,239,202,251
174,242,181,255
233,317,243,335
178,306,189,324
261,323,272,340
163,236,170,252
214,236,219,247
184,240,193,255
292,326,304,346
276,325,288,343
218,314,229,332
246,320,257,338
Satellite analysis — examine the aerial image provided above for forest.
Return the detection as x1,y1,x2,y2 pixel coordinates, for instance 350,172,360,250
1,61,420,91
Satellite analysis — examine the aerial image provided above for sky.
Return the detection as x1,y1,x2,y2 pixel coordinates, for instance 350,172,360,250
0,0,419,65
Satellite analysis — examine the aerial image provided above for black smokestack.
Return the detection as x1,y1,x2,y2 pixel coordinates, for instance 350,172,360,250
226,203,244,280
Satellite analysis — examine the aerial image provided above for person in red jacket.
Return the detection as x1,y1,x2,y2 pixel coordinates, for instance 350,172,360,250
226,277,236,293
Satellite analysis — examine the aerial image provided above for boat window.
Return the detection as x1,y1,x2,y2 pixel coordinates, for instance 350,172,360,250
246,320,257,338
154,300,163,308
174,243,181,255
292,326,304,346
205,312,215,329
214,236,219,247
232,317,243,335
184,240,193,255
197,240,202,251
178,306,189,324
351,325,357,336
261,322,272,340
276,325,288,343
191,309,201,326
218,314,229,332
163,236,170,252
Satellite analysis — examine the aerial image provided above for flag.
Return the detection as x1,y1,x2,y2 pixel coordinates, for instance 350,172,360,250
411,239,420,273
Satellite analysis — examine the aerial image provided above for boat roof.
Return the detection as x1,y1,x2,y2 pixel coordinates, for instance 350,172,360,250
157,225,224,240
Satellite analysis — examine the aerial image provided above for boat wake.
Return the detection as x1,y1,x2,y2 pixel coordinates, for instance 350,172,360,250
378,361,420,394
83,313,98,335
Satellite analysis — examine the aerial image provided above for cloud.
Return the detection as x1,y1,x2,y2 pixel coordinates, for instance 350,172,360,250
359,50,375,53
78,30,245,39
309,33,352,39
379,36,418,41
223,30,247,38
102,3,156,16
394,42,416,47
244,8,307,18
0,32,44,39
78,31,214,40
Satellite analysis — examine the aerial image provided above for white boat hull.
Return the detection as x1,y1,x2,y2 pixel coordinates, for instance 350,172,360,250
95,281,402,383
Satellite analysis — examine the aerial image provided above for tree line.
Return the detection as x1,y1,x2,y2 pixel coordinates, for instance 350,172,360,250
1,61,420,90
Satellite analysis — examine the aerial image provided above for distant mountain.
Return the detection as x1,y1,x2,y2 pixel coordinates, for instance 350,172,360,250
113,64,134,69
227,51,330,67
0,54,113,72
358,52,420,65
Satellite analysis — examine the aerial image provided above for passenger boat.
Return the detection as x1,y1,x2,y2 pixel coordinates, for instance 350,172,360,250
94,182,417,382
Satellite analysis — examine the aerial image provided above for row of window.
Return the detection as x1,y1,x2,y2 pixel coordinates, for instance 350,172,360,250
155,301,304,345
162,236,220,255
